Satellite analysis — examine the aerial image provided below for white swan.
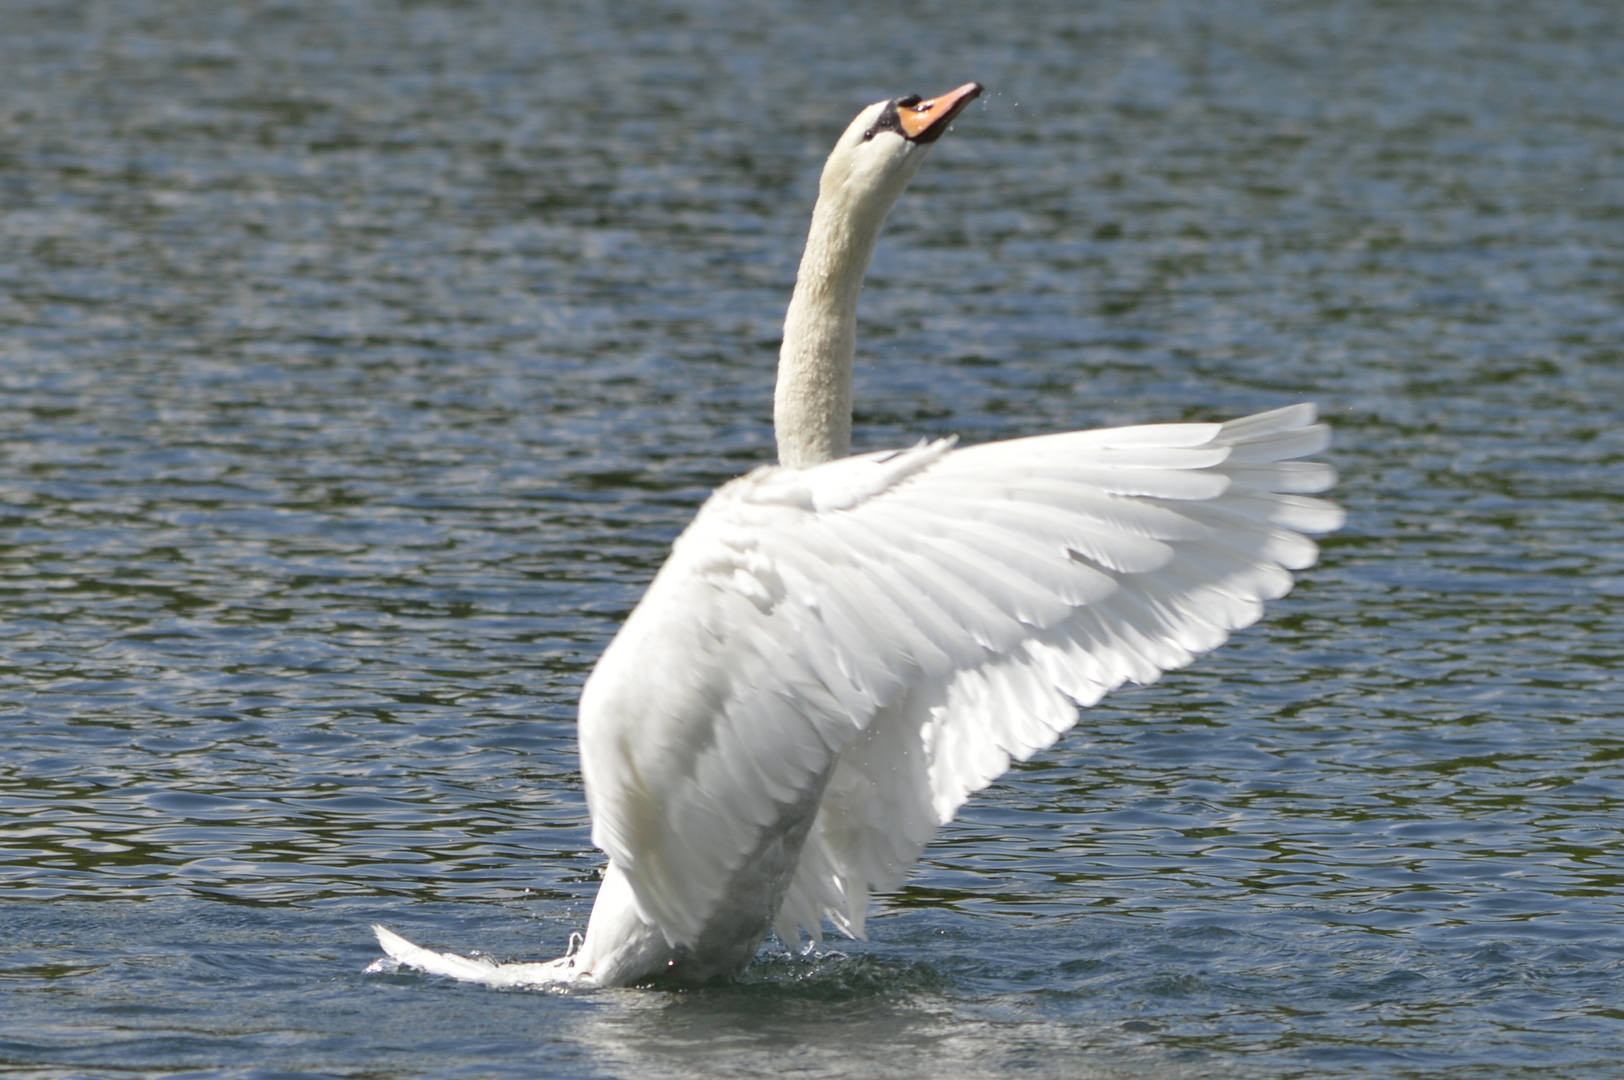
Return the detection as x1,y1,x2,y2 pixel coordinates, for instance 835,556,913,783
370,83,1342,988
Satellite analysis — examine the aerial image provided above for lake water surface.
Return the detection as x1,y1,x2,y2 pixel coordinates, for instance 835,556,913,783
3,1,1624,1077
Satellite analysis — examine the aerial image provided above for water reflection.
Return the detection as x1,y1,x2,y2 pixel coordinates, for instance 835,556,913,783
562,959,1152,1080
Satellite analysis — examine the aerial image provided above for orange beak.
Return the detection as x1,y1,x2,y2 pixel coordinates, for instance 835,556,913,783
897,82,983,143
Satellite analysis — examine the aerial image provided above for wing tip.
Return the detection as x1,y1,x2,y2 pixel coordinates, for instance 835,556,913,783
1218,402,1319,441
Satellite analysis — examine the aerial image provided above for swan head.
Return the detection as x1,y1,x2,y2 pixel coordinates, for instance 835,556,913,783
815,82,983,224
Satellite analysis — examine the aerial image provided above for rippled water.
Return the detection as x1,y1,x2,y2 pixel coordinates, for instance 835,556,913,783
4,1,1624,1077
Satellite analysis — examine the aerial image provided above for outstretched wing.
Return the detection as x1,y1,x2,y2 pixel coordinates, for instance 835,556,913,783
577,405,1343,949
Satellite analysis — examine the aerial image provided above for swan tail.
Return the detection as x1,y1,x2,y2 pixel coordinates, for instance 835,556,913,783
367,925,585,989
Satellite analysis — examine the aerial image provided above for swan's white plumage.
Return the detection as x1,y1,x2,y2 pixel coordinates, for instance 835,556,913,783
370,82,1341,990
581,404,1341,951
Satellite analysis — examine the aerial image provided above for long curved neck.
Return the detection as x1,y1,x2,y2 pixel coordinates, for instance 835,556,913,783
772,201,880,468
774,155,922,469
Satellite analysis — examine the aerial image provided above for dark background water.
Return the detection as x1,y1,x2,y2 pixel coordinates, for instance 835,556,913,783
3,1,1623,1077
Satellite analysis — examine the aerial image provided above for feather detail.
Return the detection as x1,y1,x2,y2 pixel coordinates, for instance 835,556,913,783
578,407,1341,949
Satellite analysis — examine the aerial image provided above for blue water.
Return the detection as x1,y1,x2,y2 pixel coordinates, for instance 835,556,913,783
3,1,1624,1077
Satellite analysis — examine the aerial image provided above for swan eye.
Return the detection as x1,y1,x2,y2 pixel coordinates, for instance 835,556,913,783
861,128,877,141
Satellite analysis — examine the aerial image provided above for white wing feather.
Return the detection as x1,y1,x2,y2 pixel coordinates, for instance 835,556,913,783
577,404,1342,949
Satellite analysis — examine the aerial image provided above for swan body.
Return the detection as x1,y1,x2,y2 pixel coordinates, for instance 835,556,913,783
373,83,1343,989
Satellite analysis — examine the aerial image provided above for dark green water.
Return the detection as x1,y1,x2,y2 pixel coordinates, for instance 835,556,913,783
3,1,1623,1077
